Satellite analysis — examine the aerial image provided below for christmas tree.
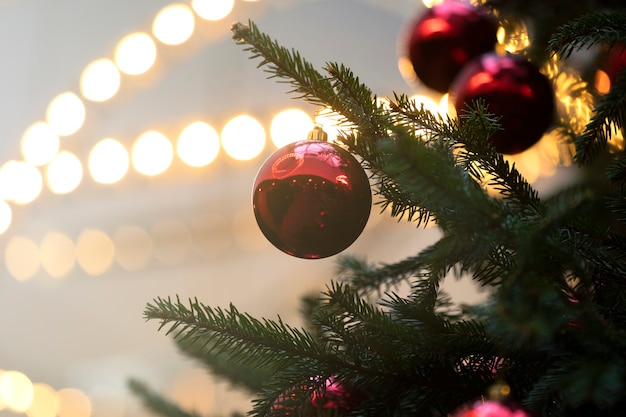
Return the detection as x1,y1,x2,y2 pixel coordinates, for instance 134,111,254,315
130,1,626,416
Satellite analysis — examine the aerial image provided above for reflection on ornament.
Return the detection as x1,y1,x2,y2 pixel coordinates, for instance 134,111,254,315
253,140,371,259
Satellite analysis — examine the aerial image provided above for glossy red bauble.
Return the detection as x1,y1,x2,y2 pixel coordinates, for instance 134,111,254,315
272,376,366,416
450,52,555,154
253,140,371,259
404,1,498,93
453,400,530,417
604,43,626,85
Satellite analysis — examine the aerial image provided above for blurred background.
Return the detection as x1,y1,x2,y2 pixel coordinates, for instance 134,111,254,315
0,1,572,417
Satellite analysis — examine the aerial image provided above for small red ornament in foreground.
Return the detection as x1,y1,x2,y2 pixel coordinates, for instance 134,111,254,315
273,376,366,416
450,52,555,154
403,1,498,93
453,400,530,417
253,130,371,259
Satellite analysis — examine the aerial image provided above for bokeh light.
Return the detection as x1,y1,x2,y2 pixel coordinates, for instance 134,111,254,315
46,92,85,137
153,4,195,45
89,138,129,184
314,108,344,142
409,94,440,116
46,151,83,194
40,232,76,279
191,0,234,21
26,384,59,417
0,200,12,235
270,109,314,148
21,122,60,166
0,371,34,412
132,131,173,176
80,59,121,102
75,229,115,276
56,388,91,417
221,115,265,160
4,236,40,281
113,225,152,271
177,121,220,167
0,160,42,204
114,32,157,75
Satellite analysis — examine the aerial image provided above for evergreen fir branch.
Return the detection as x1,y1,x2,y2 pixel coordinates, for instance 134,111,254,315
336,254,429,295
549,10,626,59
145,296,329,371
128,379,201,417
606,153,626,191
575,72,626,164
454,102,542,211
389,96,541,211
231,21,335,109
231,21,391,141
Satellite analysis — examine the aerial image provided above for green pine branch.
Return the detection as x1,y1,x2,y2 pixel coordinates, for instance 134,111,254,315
549,10,626,59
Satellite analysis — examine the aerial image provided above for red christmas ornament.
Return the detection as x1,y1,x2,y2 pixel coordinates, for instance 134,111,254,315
453,400,530,417
403,1,498,93
450,52,555,154
252,137,371,259
273,376,366,416
604,43,626,85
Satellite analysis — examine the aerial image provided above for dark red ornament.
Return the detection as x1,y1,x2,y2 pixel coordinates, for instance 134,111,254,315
404,1,498,93
450,52,555,154
272,376,366,416
253,139,371,259
453,400,530,417
604,43,626,85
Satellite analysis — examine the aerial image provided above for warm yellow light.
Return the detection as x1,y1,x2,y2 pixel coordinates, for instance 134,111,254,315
46,92,85,136
46,151,83,194
422,0,444,8
0,160,42,205
497,23,530,54
439,94,453,118
132,131,173,176
0,200,12,235
75,229,115,276
21,122,60,166
270,109,314,148
113,225,152,271
221,115,265,160
191,0,234,21
409,94,440,115
26,384,59,417
153,4,195,45
40,232,76,279
595,69,611,94
56,389,91,417
314,108,344,142
177,121,220,167
151,219,192,265
114,32,157,75
89,138,129,184
0,371,34,412
5,236,40,281
80,59,121,102
397,56,417,85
